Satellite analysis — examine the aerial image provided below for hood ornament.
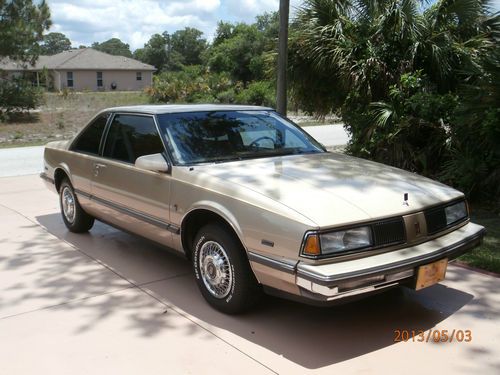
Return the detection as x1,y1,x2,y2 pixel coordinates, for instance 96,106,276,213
403,193,409,206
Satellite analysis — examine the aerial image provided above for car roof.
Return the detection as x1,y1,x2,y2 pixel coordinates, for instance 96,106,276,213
103,104,274,115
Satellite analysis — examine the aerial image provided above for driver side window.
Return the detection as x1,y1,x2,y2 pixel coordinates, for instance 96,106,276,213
103,114,164,164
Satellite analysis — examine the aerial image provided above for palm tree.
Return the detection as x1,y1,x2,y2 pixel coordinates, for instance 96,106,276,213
290,0,499,198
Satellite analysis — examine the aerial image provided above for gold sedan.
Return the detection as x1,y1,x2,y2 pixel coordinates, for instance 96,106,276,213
41,105,485,313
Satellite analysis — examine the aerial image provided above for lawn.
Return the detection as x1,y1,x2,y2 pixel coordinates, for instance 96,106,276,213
458,208,500,275
0,91,150,148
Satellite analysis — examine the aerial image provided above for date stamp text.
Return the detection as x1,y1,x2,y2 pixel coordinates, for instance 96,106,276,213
394,329,472,343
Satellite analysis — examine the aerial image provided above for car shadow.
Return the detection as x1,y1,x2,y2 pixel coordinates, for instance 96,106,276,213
36,213,474,369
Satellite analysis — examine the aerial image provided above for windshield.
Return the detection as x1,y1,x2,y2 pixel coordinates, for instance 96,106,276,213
156,110,325,165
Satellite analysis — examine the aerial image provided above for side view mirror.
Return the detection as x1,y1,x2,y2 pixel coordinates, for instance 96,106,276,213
135,153,170,173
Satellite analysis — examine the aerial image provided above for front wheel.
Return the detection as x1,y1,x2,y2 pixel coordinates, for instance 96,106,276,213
59,179,94,233
193,224,261,314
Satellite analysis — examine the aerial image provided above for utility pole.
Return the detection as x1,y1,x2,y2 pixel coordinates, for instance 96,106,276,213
276,0,289,116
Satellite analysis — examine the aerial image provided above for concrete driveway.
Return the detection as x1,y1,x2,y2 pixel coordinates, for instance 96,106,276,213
0,166,499,372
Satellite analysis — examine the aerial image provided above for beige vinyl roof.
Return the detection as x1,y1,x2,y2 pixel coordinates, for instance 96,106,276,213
0,48,156,71
103,104,274,115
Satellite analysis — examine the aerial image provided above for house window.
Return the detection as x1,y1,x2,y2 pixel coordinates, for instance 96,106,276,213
136,72,142,81
97,72,103,87
67,72,74,87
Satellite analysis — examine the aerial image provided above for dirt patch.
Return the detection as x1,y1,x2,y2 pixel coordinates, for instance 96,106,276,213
1,93,341,148
0,91,150,148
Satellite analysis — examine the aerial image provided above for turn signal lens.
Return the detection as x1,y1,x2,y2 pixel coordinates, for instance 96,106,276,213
303,234,321,256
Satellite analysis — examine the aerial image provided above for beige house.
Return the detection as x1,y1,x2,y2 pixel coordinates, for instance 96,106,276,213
0,48,155,91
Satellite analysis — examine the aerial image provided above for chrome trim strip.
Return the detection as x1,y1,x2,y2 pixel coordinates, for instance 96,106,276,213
247,251,297,274
296,228,485,286
74,188,91,199
73,189,180,234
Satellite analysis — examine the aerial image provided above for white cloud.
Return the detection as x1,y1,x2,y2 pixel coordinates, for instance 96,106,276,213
47,0,224,49
46,0,307,50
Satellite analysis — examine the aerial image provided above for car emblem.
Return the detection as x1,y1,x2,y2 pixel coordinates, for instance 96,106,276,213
415,221,421,235
403,193,409,206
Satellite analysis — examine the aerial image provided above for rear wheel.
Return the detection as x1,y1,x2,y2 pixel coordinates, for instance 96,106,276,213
193,223,261,314
59,179,94,233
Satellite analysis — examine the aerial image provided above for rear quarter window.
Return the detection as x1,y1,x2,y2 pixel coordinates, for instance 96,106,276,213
71,114,109,155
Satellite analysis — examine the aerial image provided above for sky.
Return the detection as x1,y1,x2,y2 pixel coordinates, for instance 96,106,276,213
47,0,500,51
46,0,301,50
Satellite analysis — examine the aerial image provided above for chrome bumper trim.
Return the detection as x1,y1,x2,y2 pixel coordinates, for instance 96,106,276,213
296,225,485,287
248,251,298,274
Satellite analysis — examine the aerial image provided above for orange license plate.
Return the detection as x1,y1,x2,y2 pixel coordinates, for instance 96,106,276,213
415,259,448,290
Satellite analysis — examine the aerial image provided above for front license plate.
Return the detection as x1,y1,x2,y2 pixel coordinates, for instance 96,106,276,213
415,259,448,290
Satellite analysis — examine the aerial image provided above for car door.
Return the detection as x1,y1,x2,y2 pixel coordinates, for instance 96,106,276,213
68,113,110,210
91,113,175,249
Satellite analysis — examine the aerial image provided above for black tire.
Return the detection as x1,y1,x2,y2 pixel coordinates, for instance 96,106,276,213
193,223,261,314
59,178,94,233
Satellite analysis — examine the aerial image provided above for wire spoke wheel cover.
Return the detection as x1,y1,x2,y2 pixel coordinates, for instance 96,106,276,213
199,240,233,299
61,186,76,223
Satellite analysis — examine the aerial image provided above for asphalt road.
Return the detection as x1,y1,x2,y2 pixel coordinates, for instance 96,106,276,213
0,146,45,177
303,124,349,147
0,124,349,178
0,174,499,374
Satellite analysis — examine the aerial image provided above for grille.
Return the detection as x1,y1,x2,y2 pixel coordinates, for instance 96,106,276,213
425,206,448,235
372,218,406,246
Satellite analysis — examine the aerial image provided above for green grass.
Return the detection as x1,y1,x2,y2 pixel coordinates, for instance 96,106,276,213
459,209,500,274
0,140,47,149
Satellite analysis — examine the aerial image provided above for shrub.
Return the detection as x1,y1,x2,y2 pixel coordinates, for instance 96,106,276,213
147,67,236,104
146,66,276,108
235,81,275,107
290,0,500,205
0,77,44,121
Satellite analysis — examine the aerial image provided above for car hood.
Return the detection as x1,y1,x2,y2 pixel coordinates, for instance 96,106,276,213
192,152,463,228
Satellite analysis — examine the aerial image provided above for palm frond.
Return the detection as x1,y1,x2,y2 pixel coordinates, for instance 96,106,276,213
370,101,396,127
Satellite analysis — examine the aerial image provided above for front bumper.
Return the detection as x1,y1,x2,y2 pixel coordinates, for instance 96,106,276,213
250,222,485,305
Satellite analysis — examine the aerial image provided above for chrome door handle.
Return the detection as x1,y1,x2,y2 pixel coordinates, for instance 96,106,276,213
93,163,107,176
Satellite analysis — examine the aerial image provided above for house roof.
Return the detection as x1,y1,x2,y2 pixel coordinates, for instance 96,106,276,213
0,48,156,71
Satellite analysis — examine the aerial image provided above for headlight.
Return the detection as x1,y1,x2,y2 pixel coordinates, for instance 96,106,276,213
444,201,467,225
302,226,373,257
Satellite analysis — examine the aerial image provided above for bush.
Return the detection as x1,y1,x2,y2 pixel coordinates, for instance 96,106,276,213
146,67,235,103
0,77,44,121
345,72,457,175
289,0,500,205
235,81,275,107
146,66,276,107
